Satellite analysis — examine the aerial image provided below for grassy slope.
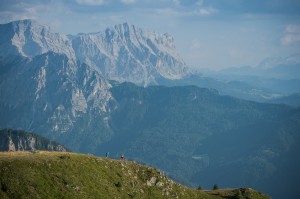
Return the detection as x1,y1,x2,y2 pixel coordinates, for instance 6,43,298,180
0,151,270,199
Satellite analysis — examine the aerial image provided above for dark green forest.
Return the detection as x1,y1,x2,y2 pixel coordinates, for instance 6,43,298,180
98,82,300,199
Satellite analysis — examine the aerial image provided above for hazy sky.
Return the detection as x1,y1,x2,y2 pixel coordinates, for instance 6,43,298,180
0,0,300,70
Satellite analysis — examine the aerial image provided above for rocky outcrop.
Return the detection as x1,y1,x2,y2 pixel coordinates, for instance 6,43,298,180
0,19,75,59
0,129,68,152
72,23,189,85
0,52,114,151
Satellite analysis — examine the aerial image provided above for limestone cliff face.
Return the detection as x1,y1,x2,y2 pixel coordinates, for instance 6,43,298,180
0,52,114,151
0,20,189,86
0,129,68,152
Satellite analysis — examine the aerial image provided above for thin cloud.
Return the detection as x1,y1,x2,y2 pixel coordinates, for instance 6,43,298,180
285,24,300,33
0,11,36,23
153,8,182,18
197,7,218,16
281,24,300,46
196,0,204,6
190,39,201,50
121,0,137,5
281,34,300,46
172,0,180,6
76,0,106,6
0,2,43,22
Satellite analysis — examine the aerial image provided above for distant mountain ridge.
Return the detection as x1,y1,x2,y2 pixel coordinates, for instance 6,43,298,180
72,23,189,85
0,19,189,86
0,19,75,59
269,93,300,107
211,54,300,79
199,54,300,100
258,54,300,70
0,19,286,101
0,129,68,152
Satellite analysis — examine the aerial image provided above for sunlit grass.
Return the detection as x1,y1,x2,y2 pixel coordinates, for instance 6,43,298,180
0,151,270,199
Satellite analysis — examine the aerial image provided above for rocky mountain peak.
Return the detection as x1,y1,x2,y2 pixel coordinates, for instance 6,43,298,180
10,19,41,31
0,19,75,59
108,22,177,51
1,19,189,85
72,22,189,85
113,22,135,34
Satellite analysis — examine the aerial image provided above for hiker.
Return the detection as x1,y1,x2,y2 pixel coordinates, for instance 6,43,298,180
120,154,125,161
105,152,109,158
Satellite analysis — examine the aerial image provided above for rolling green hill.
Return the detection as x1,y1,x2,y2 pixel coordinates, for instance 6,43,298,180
0,151,270,199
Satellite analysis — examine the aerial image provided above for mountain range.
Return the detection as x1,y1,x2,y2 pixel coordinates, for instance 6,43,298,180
0,19,189,86
105,82,300,199
200,54,300,102
0,19,299,199
1,19,287,101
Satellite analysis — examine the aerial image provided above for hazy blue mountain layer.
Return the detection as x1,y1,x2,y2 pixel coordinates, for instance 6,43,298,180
105,82,300,199
199,54,300,103
0,19,284,101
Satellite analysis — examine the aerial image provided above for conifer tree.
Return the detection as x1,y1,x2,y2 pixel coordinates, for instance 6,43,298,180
213,184,219,190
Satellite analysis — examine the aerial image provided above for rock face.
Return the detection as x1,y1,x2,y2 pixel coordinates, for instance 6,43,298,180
0,19,75,59
0,129,68,152
0,19,189,150
0,19,189,86
0,52,114,151
72,23,189,85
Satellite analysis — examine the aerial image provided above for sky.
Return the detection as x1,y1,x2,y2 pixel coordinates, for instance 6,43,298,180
0,0,300,70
